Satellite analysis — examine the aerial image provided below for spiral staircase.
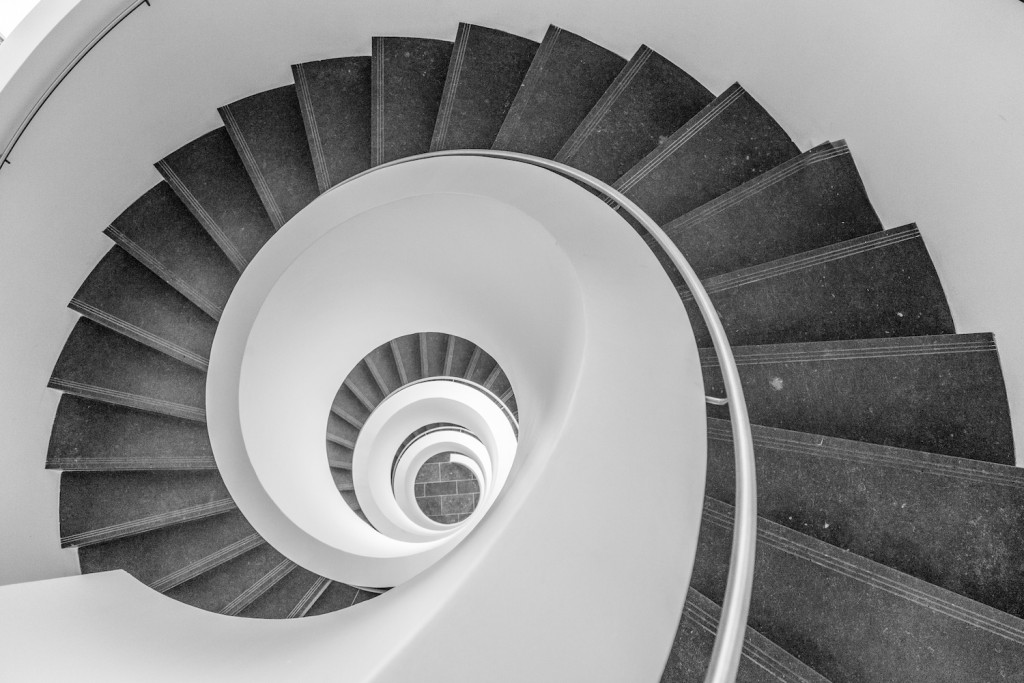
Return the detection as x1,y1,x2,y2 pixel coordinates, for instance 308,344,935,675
4,10,1024,683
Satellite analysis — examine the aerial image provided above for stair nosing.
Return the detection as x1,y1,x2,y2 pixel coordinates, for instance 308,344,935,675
220,559,296,617
292,62,331,193
288,575,332,618
430,23,471,151
61,498,235,548
48,378,206,423
149,533,265,593
219,103,286,229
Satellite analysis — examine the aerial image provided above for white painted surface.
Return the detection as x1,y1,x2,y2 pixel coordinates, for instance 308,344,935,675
0,0,41,38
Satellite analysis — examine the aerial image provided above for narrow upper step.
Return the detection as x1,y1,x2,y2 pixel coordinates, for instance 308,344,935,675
701,334,1014,464
220,85,320,229
371,37,452,165
493,25,625,159
156,128,276,270
613,83,799,225
293,57,371,191
680,224,955,347
706,417,1024,620
693,497,1024,682
304,580,375,615
239,567,330,619
657,141,883,280
105,182,239,320
554,45,714,184
430,23,538,151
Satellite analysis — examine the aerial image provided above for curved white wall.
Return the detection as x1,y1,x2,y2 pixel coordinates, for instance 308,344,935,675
0,0,1023,588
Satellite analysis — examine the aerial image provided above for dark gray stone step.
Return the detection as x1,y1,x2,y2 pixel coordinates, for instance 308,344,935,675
614,83,799,226
554,45,713,184
327,410,359,446
340,489,360,513
164,543,294,616
430,23,538,151
371,37,452,165
47,395,214,471
239,567,331,619
391,333,423,383
364,341,403,396
71,246,216,370
706,418,1024,619
333,383,372,426
701,334,1014,464
493,25,625,159
681,224,954,347
292,57,371,191
331,468,354,492
77,509,261,592
59,470,233,548
421,331,449,377
49,318,206,422
305,580,375,616
488,367,512,400
662,587,830,683
105,182,238,319
220,85,320,229
446,335,477,378
692,497,1024,682
656,141,883,280
326,439,354,470
465,346,497,387
156,128,276,270
345,361,386,410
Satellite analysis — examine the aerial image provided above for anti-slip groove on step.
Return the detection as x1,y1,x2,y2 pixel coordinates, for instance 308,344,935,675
493,25,625,159
220,560,296,617
287,576,332,618
60,498,235,548
150,533,265,593
48,378,207,423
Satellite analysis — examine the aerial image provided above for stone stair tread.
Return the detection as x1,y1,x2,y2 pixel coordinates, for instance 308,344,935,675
391,333,423,383
706,417,1024,619
163,543,293,615
71,246,216,370
326,439,354,470
421,331,449,378
554,45,714,184
493,25,625,159
220,84,320,228
614,83,799,226
104,181,239,319
156,128,276,270
701,334,1014,464
305,580,376,616
681,224,954,347
238,567,330,619
430,23,538,151
371,36,452,165
693,497,1024,682
293,56,371,191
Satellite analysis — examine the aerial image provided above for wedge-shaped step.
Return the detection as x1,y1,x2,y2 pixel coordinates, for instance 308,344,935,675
156,128,276,270
334,382,374,425
701,334,1014,464
692,497,1024,682
293,57,371,191
663,588,830,683
47,395,214,471
331,468,354,492
682,225,954,347
220,85,320,228
430,23,537,151
164,543,294,616
444,335,477,378
105,182,239,319
59,470,233,547
554,45,713,184
614,84,799,225
346,361,386,410
371,37,452,165
465,345,498,387
239,567,331,619
391,333,423,383
364,342,403,396
706,418,1024,619
50,318,206,422
657,141,883,280
305,581,375,616
71,246,216,370
326,439,354,470
420,331,449,377
493,25,625,159
328,409,360,446
77,509,260,591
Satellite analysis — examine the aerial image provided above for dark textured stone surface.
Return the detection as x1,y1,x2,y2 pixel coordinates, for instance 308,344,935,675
331,468,354,492
421,331,448,377
554,45,713,184
332,384,371,427
156,128,276,270
49,319,207,422
47,395,214,471
692,498,1024,682
493,25,625,158
105,182,239,319
415,460,479,523
682,224,955,347
239,567,327,619
391,333,423,382
701,334,1015,464
706,417,1024,619
220,85,320,229
305,581,370,616
77,510,258,590
71,246,216,370
614,84,799,225
364,341,403,395
430,24,537,151
346,361,386,410
164,543,291,615
662,588,830,683
656,141,883,280
465,346,497,387
326,439,353,469
59,470,231,547
327,410,359,447
293,57,371,191
447,336,477,377
371,37,452,165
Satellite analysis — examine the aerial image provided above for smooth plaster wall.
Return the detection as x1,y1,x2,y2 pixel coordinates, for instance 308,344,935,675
0,0,1023,587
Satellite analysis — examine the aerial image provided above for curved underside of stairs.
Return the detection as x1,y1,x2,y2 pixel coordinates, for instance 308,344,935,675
36,18,1024,682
